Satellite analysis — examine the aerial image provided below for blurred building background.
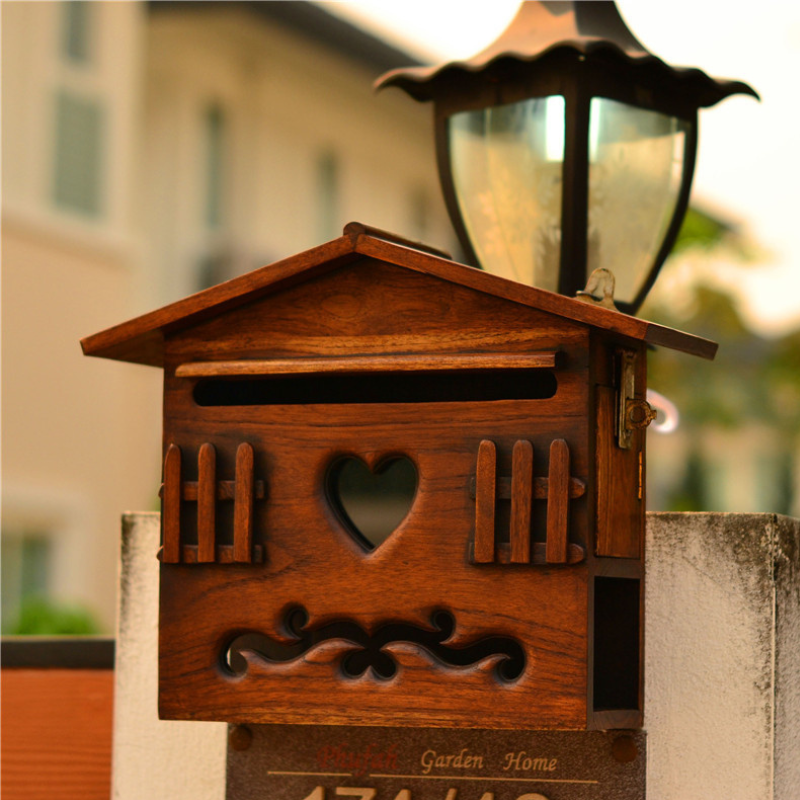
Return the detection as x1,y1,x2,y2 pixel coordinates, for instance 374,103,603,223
1,0,456,633
642,214,800,517
2,1,798,634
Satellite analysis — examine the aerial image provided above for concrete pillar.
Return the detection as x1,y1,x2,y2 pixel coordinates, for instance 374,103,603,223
111,513,227,800
646,513,799,799
112,512,799,798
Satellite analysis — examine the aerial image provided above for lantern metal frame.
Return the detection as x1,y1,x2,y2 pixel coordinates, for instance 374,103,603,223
378,1,757,315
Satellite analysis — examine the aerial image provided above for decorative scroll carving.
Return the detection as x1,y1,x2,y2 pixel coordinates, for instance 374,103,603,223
224,607,525,683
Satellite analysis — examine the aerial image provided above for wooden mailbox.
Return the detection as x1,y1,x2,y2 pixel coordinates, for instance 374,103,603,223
82,224,715,732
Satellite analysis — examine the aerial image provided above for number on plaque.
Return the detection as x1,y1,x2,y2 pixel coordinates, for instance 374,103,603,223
335,789,376,799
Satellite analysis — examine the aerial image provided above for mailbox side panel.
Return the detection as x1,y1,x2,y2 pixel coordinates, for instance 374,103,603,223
587,331,648,731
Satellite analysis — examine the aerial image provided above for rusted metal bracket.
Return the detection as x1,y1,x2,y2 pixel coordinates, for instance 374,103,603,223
617,350,656,449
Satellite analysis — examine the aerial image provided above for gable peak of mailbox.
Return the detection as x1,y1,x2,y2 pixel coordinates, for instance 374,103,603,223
81,226,717,367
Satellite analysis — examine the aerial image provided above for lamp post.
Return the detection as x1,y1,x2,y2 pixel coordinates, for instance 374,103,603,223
377,1,757,315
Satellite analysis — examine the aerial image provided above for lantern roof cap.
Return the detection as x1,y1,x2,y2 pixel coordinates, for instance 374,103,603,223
82,223,717,367
376,1,757,107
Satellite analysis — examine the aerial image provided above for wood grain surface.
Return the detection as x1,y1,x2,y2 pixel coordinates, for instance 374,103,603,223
155,257,599,730
175,352,558,377
595,347,646,560
162,443,181,563
85,239,653,731
197,443,216,562
474,440,497,563
1,669,114,800
233,443,254,563
74,227,698,734
81,232,717,367
546,439,571,564
510,440,533,563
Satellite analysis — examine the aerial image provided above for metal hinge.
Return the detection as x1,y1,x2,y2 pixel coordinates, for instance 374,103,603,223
617,349,656,449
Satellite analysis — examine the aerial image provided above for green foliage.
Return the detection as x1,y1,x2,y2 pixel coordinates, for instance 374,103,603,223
672,207,730,254
671,206,760,264
645,274,800,513
774,450,796,517
666,448,708,512
647,284,800,433
9,597,100,635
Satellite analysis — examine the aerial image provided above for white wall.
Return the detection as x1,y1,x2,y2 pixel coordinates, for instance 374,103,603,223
112,512,800,799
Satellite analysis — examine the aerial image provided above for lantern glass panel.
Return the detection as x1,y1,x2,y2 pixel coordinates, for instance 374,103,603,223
588,98,688,303
449,96,565,291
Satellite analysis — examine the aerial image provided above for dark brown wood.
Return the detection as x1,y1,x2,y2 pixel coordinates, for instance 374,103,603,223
228,725,646,800
355,236,718,359
82,231,717,368
469,475,586,500
150,253,622,729
233,443,254,563
494,541,585,566
546,439,570,564
343,221,453,260
166,544,265,564
175,352,558,378
160,392,590,728
164,258,591,366
474,440,496,563
510,440,533,563
197,443,216,563
592,558,643,579
595,386,644,559
591,709,643,731
80,237,360,367
82,228,665,731
158,481,266,501
162,444,182,563
1,669,114,800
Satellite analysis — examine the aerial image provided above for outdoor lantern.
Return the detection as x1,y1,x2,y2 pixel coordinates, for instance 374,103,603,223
377,1,757,314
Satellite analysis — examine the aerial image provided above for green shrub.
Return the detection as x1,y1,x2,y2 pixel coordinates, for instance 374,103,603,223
10,597,100,635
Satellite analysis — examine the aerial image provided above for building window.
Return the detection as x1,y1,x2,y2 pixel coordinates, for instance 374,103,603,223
204,105,225,229
53,89,104,216
1,532,52,634
62,1,92,64
317,150,339,241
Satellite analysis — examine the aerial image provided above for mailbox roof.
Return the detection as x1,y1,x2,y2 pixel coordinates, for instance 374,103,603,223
82,224,717,366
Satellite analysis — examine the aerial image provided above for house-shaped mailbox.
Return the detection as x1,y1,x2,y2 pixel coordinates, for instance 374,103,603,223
82,223,716,731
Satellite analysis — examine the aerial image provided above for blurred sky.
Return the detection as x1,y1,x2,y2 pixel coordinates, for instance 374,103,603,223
328,1,800,336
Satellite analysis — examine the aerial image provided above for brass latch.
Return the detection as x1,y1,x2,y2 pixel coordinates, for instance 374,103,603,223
617,349,656,449
626,398,657,430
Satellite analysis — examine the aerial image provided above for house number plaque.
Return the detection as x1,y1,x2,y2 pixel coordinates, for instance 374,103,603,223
226,725,645,800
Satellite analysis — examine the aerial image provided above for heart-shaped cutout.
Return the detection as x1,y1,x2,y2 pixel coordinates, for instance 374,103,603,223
326,456,418,551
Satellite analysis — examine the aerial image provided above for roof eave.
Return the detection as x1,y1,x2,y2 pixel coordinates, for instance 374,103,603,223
81,236,361,368
82,232,717,368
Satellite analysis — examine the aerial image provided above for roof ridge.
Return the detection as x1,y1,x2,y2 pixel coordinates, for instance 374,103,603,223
82,230,717,367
